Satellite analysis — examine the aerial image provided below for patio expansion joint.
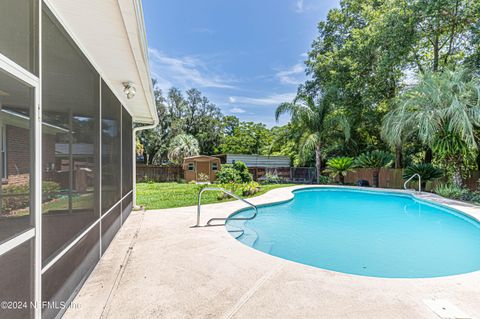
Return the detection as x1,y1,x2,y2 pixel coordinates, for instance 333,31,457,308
100,210,146,319
221,264,284,319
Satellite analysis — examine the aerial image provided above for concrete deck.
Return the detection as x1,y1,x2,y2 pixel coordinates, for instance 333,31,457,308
64,186,480,319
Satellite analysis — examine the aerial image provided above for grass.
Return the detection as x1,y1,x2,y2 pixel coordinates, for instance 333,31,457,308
136,182,295,210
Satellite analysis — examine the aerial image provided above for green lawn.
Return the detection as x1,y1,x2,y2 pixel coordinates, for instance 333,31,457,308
136,182,295,210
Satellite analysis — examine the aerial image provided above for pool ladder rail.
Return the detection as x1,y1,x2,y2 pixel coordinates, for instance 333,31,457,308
404,173,421,193
191,187,258,228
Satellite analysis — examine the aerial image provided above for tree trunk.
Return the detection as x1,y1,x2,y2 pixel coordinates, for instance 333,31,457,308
143,151,148,165
339,175,345,185
395,145,403,169
433,34,439,72
452,160,463,188
424,148,433,164
372,168,380,188
315,144,322,184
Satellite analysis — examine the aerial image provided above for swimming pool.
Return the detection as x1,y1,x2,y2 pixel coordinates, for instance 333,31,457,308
226,188,480,278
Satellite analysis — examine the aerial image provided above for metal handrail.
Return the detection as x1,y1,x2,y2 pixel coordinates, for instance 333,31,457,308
191,187,258,227
404,173,421,192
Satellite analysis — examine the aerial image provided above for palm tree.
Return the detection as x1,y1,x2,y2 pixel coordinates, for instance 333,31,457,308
167,134,200,164
324,157,355,184
275,94,350,182
355,151,394,187
382,68,480,186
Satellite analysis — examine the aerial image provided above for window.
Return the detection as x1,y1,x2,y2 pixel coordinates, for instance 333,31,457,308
0,0,38,74
0,69,34,244
212,162,218,171
188,163,194,171
42,6,99,264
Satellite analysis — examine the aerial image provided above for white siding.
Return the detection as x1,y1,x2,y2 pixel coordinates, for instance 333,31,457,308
225,154,290,168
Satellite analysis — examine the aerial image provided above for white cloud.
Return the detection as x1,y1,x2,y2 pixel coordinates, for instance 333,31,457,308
295,0,304,12
230,107,246,114
276,63,305,85
228,96,237,103
229,92,296,106
148,48,235,92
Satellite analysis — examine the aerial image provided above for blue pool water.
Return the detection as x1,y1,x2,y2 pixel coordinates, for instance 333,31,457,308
226,188,480,278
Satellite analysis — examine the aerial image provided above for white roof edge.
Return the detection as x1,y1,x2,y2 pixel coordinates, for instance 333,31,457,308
44,0,158,125
118,0,158,125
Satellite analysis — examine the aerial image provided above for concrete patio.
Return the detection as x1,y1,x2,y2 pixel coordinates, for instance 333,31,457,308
64,186,480,319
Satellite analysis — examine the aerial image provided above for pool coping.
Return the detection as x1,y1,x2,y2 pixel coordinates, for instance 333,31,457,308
224,185,480,225
64,184,480,319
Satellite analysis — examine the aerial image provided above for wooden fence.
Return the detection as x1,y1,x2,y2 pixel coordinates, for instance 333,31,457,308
136,164,480,191
341,168,480,191
136,165,183,182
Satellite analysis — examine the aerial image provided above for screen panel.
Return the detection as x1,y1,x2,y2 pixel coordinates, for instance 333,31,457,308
0,69,34,244
101,82,121,214
41,6,100,265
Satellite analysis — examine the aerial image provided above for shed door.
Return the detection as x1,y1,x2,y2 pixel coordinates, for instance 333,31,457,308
196,161,210,181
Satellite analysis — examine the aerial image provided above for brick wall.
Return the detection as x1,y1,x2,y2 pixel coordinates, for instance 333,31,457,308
6,125,30,185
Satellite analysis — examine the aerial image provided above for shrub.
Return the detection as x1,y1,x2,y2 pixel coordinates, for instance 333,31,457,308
216,161,252,184
241,181,260,196
216,166,242,184
317,175,333,185
434,183,468,200
216,182,241,200
403,163,443,189
233,161,253,183
324,157,355,184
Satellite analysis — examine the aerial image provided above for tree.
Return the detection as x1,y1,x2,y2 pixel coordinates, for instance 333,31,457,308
324,157,355,184
355,151,394,187
183,89,223,155
275,94,350,182
167,134,200,165
218,121,272,155
382,68,480,186
137,80,171,164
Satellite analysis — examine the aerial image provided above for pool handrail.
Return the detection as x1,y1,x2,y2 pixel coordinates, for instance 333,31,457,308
192,187,258,227
404,173,421,192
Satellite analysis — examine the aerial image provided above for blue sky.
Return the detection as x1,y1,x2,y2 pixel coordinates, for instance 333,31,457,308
143,0,339,127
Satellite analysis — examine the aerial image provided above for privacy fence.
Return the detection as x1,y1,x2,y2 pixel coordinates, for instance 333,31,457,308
136,165,184,182
136,165,480,191
340,168,480,191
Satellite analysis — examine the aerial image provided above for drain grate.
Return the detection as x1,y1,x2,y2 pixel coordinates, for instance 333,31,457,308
424,299,471,319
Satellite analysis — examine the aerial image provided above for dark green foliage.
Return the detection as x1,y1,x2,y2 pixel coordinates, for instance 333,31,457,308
216,161,252,184
355,151,394,169
403,164,443,182
215,166,242,184
324,157,355,184
233,161,253,183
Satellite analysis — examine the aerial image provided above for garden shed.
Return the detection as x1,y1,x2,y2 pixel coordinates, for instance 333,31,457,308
183,155,222,182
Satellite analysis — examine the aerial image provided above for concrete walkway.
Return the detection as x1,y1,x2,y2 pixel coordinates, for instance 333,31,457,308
64,186,480,319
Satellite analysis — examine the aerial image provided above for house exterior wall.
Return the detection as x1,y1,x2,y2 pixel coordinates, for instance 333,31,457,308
0,2,140,319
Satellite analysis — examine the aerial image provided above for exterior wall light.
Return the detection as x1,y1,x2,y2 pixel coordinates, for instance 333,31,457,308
123,81,136,99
